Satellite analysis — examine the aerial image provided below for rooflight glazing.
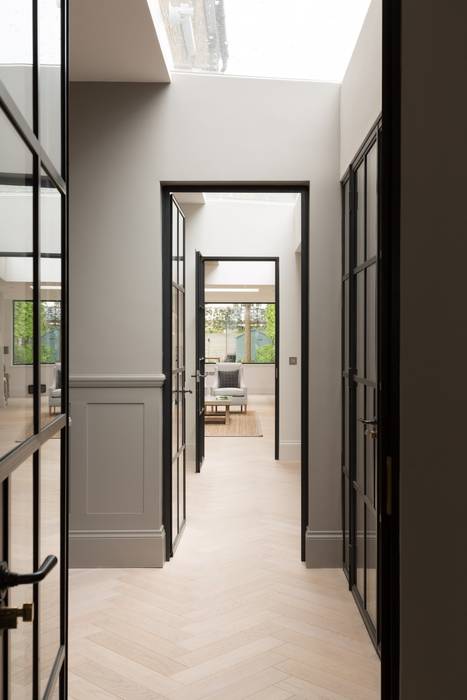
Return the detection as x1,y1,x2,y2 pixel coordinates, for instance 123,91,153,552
159,0,372,82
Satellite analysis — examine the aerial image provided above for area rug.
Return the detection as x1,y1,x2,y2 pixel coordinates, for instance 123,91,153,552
205,410,263,437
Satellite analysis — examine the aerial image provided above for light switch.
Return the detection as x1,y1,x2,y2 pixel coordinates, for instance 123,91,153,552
289,357,298,365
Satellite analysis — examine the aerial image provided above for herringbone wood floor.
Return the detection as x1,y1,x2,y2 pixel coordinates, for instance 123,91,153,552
69,396,380,699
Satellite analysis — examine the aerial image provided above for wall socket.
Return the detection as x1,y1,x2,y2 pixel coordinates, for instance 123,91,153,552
289,356,298,365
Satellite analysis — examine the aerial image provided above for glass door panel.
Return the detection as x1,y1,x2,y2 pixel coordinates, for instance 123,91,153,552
9,457,34,700
0,1,34,126
39,436,61,695
39,0,62,172
40,172,62,428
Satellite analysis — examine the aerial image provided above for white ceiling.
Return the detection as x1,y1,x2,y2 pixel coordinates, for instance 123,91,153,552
70,0,172,82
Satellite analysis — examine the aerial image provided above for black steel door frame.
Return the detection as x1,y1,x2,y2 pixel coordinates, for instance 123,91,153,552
195,251,205,473
162,183,309,561
198,255,280,460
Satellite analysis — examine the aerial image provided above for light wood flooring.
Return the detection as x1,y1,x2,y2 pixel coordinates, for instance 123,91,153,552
69,396,380,699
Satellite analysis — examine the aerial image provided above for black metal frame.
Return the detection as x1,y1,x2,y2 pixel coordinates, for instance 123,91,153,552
0,0,69,697
200,256,280,459
162,183,309,561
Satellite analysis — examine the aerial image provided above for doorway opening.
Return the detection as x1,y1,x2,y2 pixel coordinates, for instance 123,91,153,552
162,185,309,563
196,256,280,468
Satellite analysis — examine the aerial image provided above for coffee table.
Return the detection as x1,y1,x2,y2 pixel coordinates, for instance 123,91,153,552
205,398,232,424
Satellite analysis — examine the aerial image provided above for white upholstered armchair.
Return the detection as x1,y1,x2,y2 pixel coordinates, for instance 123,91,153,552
210,362,248,412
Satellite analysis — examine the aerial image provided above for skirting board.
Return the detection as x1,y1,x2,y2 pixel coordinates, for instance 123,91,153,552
305,528,343,568
279,441,301,461
69,528,166,568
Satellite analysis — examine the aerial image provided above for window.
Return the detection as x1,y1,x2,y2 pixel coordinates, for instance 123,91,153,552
205,303,275,364
13,300,61,365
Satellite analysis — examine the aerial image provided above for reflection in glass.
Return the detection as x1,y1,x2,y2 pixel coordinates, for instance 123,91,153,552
0,111,34,456
356,164,365,265
10,457,34,699
205,303,275,364
366,143,378,260
39,0,62,170
366,508,378,626
172,457,178,542
344,279,349,370
40,437,61,694
343,180,350,273
178,212,184,286
356,272,365,377
178,451,185,527
365,387,376,502
172,378,178,459
172,287,178,370
356,384,365,486
0,1,33,126
40,172,62,426
172,202,178,283
366,265,376,382
356,497,365,601
343,475,350,568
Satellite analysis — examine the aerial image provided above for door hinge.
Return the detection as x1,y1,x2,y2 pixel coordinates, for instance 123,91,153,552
385,456,393,516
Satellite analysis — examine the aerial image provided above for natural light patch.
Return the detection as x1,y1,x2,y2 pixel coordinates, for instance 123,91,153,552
159,0,372,82
203,192,299,203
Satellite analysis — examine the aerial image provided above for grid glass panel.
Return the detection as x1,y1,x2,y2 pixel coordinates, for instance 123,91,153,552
39,0,62,171
0,1,33,126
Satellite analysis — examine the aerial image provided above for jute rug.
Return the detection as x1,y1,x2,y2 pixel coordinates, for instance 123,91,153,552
205,410,263,437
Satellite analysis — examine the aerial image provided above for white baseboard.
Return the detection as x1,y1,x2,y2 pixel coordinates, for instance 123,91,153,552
279,441,301,460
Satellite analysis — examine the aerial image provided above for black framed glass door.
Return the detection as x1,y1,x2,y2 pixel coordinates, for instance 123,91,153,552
194,252,205,473
342,124,381,648
0,1,68,697
169,196,187,555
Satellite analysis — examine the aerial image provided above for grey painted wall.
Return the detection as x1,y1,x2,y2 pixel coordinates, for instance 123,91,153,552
69,74,341,566
340,0,382,175
399,1,467,696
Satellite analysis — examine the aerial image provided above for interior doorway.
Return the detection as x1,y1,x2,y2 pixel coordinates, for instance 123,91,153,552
195,255,280,473
162,185,309,562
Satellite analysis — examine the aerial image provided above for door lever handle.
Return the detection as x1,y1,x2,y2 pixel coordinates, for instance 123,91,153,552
0,555,57,591
358,417,377,425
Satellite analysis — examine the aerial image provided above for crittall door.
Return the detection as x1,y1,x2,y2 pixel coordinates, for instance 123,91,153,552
169,197,187,555
194,252,205,473
0,1,69,696
342,124,381,648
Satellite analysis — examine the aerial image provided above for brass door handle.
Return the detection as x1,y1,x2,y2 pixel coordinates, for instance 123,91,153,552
0,603,34,629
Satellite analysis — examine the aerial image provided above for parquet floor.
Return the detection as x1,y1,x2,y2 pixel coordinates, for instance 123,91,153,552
69,396,380,700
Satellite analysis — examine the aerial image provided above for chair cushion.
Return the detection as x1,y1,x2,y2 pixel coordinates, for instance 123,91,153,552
218,369,239,388
212,387,245,397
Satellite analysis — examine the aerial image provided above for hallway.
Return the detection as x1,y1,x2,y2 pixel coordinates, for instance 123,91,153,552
69,397,379,699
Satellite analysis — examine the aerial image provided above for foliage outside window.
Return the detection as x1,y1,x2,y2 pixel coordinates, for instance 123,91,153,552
205,303,275,363
13,300,61,365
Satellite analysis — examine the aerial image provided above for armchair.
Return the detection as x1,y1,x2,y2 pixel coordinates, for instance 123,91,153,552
48,362,62,415
210,362,248,413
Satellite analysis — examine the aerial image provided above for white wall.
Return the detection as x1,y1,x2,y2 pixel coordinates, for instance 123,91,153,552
182,198,300,460
340,0,382,174
70,73,341,565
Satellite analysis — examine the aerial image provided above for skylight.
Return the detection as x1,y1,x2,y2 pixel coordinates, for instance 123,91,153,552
159,0,372,83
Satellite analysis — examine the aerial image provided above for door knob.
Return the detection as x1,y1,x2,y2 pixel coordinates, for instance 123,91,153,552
0,603,34,630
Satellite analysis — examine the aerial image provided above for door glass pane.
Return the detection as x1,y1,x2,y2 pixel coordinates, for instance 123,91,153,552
178,450,185,527
172,202,178,283
172,286,178,370
356,164,365,265
356,384,364,486
178,211,184,287
343,475,349,568
366,507,378,626
172,375,178,459
366,264,376,382
356,271,365,377
178,381,183,452
172,457,178,541
0,111,34,457
0,1,33,126
343,180,350,274
9,457,34,699
39,0,62,170
344,279,349,370
356,495,365,601
39,436,61,694
365,387,376,502
344,380,349,468
178,292,184,369
40,172,62,426
366,143,378,260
